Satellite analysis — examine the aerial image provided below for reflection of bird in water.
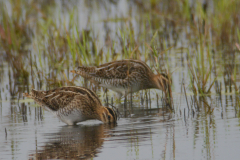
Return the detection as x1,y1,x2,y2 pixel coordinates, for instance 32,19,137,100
71,59,171,98
23,86,117,125
28,124,116,160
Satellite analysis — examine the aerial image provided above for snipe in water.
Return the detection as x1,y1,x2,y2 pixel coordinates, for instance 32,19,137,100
71,59,171,98
23,86,117,125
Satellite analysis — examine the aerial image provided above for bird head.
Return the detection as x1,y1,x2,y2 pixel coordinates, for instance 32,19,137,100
101,107,118,123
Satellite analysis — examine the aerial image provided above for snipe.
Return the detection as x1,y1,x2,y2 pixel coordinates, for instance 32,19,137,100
71,59,171,98
23,86,117,125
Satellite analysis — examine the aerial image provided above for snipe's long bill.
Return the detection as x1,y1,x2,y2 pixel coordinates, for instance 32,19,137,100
71,59,171,98
23,86,117,125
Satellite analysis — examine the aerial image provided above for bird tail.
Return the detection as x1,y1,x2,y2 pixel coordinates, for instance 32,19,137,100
22,92,32,98
23,89,45,100
70,66,97,79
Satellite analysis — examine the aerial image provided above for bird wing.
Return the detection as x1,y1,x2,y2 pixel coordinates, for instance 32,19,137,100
77,59,152,80
29,87,102,111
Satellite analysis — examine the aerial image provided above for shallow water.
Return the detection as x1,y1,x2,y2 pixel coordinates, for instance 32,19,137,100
1,89,240,160
1,0,240,160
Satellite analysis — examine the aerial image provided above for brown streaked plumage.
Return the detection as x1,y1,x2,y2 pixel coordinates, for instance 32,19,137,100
23,86,117,125
71,59,170,98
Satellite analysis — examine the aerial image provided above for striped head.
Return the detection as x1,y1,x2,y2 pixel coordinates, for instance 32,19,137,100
153,73,171,91
100,107,117,123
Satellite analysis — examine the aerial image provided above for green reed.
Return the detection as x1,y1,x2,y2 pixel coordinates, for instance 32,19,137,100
187,45,216,95
0,0,240,97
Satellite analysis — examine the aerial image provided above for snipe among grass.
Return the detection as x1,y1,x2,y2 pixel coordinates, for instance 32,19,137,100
23,86,117,125
71,59,171,98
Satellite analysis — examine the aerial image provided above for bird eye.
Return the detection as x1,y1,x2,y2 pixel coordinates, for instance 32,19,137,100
108,115,111,120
